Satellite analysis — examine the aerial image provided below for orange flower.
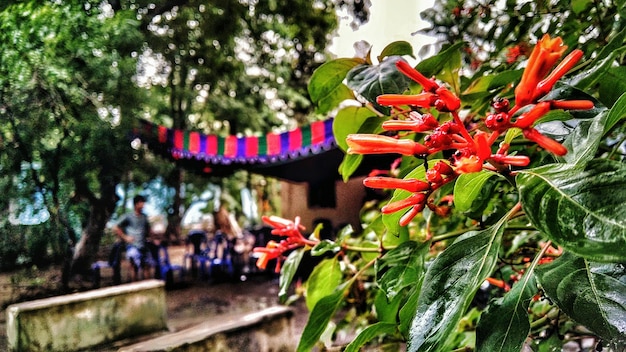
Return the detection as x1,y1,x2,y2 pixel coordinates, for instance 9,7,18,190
377,93,437,108
346,134,429,156
395,60,439,92
454,155,483,173
523,128,568,156
515,35,568,107
363,176,430,193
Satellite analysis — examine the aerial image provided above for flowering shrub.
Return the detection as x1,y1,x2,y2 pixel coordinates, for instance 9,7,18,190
258,33,626,351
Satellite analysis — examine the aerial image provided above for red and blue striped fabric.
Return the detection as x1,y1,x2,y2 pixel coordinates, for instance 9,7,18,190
135,119,336,165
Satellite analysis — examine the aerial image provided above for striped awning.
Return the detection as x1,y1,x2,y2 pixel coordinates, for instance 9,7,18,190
133,118,336,166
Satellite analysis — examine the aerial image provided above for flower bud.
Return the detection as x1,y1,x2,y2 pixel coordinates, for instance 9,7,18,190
346,134,429,156
396,60,439,92
363,176,430,192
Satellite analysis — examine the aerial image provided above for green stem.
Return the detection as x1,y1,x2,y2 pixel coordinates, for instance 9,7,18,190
343,245,383,253
431,226,479,242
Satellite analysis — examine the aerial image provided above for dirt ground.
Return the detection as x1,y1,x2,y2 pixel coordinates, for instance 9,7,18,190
0,245,310,351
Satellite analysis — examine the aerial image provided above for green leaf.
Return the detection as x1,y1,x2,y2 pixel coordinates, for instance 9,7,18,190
562,110,608,164
605,92,626,135
374,288,403,323
306,257,343,311
279,248,305,301
535,252,626,341
399,284,421,337
517,160,626,262
561,92,624,164
338,153,364,182
407,211,511,352
377,40,415,62
333,106,380,151
383,160,442,236
308,58,363,114
415,42,465,78
297,280,352,352
376,241,429,301
453,170,500,213
344,322,398,352
310,240,341,256
571,0,592,14
599,67,626,107
462,69,523,99
476,268,538,351
346,56,411,111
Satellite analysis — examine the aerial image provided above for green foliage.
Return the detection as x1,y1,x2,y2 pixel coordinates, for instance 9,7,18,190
294,4,626,351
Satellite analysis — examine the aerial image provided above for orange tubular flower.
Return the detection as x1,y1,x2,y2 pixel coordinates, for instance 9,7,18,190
346,134,429,156
381,193,426,214
395,60,439,92
254,241,281,270
534,49,584,100
513,101,551,129
377,93,437,108
363,176,430,192
515,34,568,107
435,87,462,111
454,155,484,174
550,100,594,110
523,128,568,156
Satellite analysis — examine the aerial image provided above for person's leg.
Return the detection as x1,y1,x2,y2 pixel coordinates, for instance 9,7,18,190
126,246,141,281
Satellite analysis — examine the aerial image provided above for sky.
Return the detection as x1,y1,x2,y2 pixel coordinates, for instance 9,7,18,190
328,0,436,63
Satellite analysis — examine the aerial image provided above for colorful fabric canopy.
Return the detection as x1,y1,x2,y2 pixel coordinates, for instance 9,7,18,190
134,118,336,166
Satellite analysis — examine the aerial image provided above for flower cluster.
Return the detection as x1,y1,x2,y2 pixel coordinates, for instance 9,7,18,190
346,35,594,226
253,215,318,273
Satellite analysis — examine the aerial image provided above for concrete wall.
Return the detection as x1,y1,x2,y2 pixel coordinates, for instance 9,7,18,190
119,306,296,352
6,280,168,352
280,176,367,233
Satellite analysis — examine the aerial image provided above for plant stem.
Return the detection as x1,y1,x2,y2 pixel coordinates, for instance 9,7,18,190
431,226,479,242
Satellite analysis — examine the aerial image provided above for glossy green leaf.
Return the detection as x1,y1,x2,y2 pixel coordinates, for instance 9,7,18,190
344,322,398,352
297,280,352,352
346,56,411,111
560,91,624,164
453,170,500,213
338,153,363,182
598,66,626,107
415,42,465,78
308,58,363,114
605,92,626,135
374,288,403,323
279,248,305,301
383,160,442,236
476,267,538,351
378,40,415,62
535,252,626,341
333,106,380,151
376,240,429,301
561,110,608,164
310,240,341,256
462,69,523,100
306,257,343,311
408,211,510,352
399,284,421,337
517,160,626,262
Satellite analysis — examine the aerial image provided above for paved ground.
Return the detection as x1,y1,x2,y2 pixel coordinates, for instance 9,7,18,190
0,245,309,351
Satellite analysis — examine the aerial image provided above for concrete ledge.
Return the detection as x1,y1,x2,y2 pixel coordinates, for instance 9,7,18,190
119,305,296,352
6,280,168,352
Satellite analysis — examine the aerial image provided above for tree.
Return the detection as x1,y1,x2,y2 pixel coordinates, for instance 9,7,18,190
118,0,342,240
0,0,352,279
0,1,144,283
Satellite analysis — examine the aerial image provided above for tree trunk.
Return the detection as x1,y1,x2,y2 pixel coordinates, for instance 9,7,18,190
66,179,118,287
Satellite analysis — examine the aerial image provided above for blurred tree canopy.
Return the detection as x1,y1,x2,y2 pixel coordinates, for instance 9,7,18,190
0,0,363,282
